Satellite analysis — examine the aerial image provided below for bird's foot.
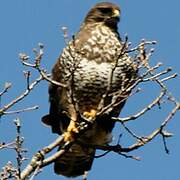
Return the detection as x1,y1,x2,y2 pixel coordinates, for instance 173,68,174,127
64,120,79,142
83,109,97,121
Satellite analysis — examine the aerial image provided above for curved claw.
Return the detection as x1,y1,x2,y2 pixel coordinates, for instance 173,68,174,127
83,109,97,120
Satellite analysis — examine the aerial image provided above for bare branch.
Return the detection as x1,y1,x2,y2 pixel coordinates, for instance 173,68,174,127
0,75,43,117
0,142,16,150
112,89,165,123
127,40,157,53
3,106,39,115
14,118,23,179
1,36,179,180
142,67,172,82
20,135,65,179
19,46,67,88
83,104,179,158
161,73,178,82
0,82,12,97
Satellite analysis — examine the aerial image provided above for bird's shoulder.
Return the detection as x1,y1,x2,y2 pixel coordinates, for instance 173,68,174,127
75,23,121,50
58,23,122,64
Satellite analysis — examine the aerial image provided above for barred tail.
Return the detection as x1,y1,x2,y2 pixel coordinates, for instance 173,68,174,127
54,143,95,177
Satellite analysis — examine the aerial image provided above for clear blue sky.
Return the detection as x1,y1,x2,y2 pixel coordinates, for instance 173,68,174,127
0,1,179,180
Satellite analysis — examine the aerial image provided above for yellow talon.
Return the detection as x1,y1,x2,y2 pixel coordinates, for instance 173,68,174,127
64,109,97,142
64,120,79,142
64,131,75,142
83,109,97,120
67,120,79,133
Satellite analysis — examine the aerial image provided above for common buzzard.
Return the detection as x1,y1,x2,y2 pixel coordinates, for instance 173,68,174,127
42,2,137,178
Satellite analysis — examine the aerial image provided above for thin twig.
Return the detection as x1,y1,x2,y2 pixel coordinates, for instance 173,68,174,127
112,90,165,123
0,142,16,150
14,118,22,179
20,135,65,179
161,73,178,82
0,82,12,97
3,106,39,115
0,75,43,116
143,67,172,82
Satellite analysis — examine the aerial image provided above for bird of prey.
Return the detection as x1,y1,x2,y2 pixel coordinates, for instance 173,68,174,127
42,2,138,178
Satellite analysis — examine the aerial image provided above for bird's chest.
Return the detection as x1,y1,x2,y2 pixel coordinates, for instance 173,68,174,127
60,26,135,107
71,27,126,99
74,60,121,93
72,59,127,108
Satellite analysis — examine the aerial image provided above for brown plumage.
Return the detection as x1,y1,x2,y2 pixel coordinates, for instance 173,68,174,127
42,2,137,178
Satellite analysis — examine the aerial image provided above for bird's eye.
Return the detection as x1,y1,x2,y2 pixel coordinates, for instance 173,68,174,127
99,8,112,14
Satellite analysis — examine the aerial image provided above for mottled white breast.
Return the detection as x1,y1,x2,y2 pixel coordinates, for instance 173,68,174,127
60,24,136,112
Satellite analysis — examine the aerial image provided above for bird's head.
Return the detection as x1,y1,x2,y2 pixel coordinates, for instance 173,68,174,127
84,2,121,29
